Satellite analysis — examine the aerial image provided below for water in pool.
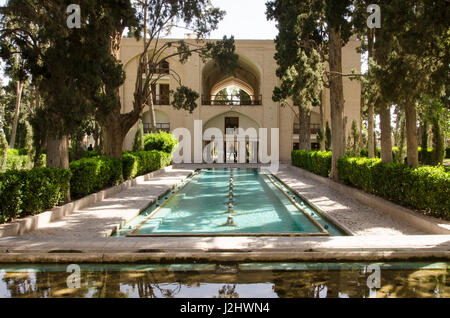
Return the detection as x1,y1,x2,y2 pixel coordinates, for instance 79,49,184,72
116,168,344,236
0,262,447,298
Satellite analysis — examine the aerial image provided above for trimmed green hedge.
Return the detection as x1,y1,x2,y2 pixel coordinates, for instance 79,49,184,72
122,150,171,180
0,149,172,224
291,150,332,177
70,150,171,198
69,156,123,198
143,131,178,153
337,156,450,219
0,168,71,223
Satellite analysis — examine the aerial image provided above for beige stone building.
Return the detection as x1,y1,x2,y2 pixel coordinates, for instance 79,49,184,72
119,37,361,162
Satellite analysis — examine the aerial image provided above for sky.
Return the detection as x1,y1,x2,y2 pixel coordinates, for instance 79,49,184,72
167,0,278,40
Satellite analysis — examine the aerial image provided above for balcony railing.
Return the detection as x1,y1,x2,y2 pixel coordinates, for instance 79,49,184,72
143,123,170,134
202,95,262,106
293,123,321,135
149,67,170,75
151,95,170,105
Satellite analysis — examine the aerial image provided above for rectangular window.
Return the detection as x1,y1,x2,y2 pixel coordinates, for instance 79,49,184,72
160,84,170,105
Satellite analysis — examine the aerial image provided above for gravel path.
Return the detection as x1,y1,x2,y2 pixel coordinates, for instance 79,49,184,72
275,167,427,236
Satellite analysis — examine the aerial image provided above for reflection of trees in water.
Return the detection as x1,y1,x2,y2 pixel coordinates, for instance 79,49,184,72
1,267,448,298
216,284,239,298
271,268,449,298
377,269,449,298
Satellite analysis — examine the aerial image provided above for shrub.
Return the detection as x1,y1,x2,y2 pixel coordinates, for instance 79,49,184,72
337,156,450,220
446,147,450,159
291,150,332,177
418,147,434,165
0,167,71,223
69,148,100,162
6,148,31,171
143,131,178,154
122,150,171,180
69,156,122,198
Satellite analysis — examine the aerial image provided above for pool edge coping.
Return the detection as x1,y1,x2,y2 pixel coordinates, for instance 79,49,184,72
0,250,449,263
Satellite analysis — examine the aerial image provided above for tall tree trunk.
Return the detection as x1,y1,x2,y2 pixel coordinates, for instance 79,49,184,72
379,104,393,162
142,0,156,133
102,120,125,159
393,105,401,147
367,103,375,157
319,90,325,150
431,114,444,165
367,28,375,158
148,93,157,133
298,106,311,150
0,106,8,173
398,113,406,163
9,80,24,149
404,101,419,167
46,134,69,169
328,28,345,180
46,133,70,201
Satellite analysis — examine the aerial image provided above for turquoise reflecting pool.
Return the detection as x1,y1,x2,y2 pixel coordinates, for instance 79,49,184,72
0,262,447,298
114,169,344,236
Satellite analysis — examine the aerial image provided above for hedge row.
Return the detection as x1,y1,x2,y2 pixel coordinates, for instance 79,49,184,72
122,150,171,180
0,148,172,223
69,156,123,198
337,156,450,220
291,150,332,177
70,150,171,198
360,147,445,165
0,168,71,223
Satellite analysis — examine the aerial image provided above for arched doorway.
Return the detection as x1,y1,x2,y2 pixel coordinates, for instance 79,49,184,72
203,111,261,163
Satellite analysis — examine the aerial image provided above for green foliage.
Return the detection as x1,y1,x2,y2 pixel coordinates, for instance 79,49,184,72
338,156,450,220
171,86,200,113
417,147,434,166
68,148,100,163
143,131,178,154
347,119,360,157
5,148,31,171
291,150,332,177
69,156,123,198
0,167,71,223
122,150,172,180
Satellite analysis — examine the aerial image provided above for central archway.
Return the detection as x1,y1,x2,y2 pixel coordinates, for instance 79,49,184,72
202,111,261,163
202,53,262,106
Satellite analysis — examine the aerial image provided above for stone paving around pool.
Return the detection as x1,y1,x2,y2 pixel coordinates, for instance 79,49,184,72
0,165,449,262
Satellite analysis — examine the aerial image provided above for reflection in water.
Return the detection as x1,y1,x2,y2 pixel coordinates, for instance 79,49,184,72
0,265,448,298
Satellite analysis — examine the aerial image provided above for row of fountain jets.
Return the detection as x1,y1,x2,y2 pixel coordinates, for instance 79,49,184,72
226,170,237,226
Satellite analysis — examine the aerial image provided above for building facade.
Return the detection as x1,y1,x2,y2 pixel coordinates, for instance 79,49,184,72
119,38,361,162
